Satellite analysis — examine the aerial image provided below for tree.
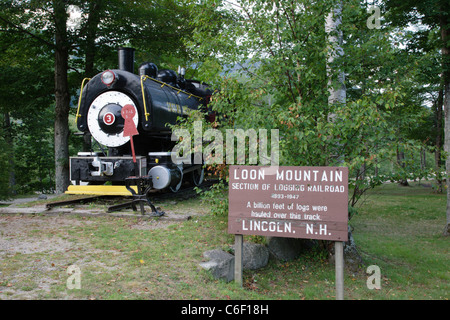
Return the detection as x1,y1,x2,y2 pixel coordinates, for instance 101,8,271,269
0,0,85,193
0,23,54,197
384,0,449,234
186,0,426,208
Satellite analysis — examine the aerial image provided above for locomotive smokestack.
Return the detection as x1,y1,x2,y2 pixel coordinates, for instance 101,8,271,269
118,47,135,73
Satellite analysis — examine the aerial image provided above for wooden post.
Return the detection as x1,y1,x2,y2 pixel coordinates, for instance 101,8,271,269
335,241,344,300
234,234,243,287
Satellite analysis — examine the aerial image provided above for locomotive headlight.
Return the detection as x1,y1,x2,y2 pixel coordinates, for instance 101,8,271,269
101,70,117,86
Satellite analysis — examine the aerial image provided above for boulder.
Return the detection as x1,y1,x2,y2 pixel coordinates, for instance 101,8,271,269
232,242,269,270
199,242,271,281
266,237,305,261
342,226,363,270
199,249,235,282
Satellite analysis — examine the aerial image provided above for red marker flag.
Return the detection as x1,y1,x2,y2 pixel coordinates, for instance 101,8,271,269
121,104,139,165
121,104,139,137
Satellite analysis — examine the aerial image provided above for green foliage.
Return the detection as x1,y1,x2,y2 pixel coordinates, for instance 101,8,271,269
183,0,435,211
196,180,229,216
11,108,55,194
0,21,55,195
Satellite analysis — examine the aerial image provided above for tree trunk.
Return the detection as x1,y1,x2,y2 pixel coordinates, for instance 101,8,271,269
3,112,16,195
396,146,409,186
420,145,426,171
81,0,103,153
53,0,70,194
325,1,346,167
435,89,443,168
84,0,102,77
325,1,346,109
324,2,360,266
444,82,450,236
434,88,443,192
441,10,450,236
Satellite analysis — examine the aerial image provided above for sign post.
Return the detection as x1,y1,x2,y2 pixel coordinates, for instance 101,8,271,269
335,241,344,300
228,165,348,298
234,234,243,287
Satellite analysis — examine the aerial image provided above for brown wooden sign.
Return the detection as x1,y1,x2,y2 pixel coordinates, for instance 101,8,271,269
228,165,348,241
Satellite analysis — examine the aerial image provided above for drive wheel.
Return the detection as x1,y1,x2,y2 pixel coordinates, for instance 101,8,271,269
190,166,204,186
169,168,183,193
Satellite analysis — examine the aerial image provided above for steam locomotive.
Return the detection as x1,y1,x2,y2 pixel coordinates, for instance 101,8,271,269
70,47,213,193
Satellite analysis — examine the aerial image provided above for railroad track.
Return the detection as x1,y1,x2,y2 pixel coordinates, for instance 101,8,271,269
45,179,220,213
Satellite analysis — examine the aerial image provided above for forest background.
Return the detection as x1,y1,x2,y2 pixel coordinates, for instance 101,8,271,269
0,0,448,234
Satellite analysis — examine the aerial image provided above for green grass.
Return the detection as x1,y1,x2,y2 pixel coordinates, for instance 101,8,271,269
0,181,448,300
350,182,448,299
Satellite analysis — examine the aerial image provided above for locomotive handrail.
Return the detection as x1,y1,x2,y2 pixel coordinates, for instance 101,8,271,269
140,75,151,121
140,75,204,122
75,77,91,124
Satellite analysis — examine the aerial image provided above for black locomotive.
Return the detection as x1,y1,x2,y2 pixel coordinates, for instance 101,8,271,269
70,47,213,192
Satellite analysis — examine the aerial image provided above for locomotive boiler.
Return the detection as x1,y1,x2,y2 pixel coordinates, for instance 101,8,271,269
69,47,212,194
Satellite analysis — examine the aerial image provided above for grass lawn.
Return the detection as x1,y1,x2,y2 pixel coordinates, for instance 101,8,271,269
0,181,448,300
349,182,448,300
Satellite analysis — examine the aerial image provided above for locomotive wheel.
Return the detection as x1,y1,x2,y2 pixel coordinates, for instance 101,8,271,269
190,166,205,186
169,169,183,193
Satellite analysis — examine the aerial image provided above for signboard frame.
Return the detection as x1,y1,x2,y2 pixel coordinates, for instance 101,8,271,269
228,165,348,299
228,165,349,241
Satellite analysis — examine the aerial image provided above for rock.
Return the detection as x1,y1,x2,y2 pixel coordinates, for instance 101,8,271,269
199,249,235,282
266,237,304,261
37,194,48,200
343,226,363,270
231,242,269,270
327,226,363,272
199,242,271,281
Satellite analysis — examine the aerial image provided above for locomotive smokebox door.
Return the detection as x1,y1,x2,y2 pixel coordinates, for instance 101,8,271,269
87,91,139,148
